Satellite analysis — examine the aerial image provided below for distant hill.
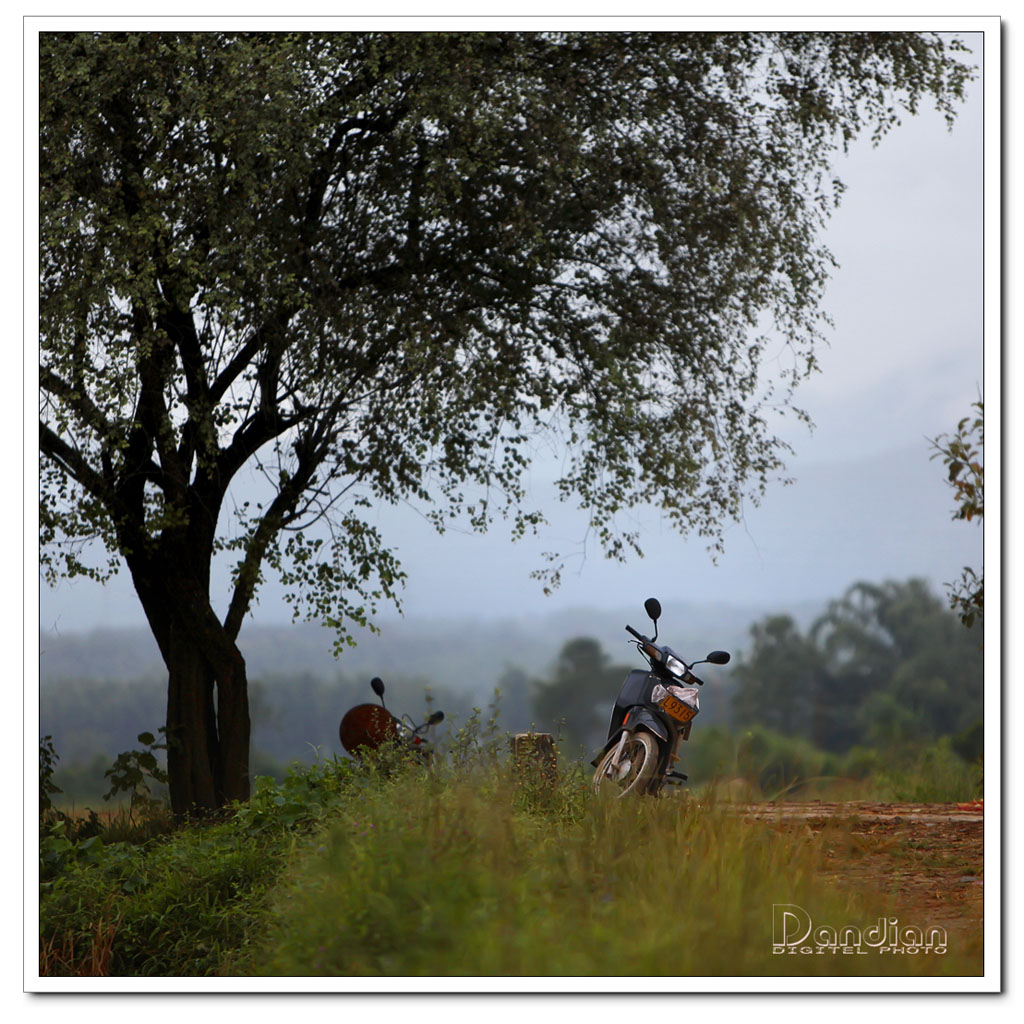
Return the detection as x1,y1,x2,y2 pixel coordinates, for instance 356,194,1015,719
38,599,819,693
37,600,825,775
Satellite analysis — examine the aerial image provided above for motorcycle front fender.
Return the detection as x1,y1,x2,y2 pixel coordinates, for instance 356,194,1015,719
589,708,668,766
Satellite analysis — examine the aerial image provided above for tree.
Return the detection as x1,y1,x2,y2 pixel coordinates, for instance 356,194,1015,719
494,665,535,735
931,400,984,628
39,31,973,813
730,615,825,739
531,638,631,751
809,579,973,748
731,579,983,752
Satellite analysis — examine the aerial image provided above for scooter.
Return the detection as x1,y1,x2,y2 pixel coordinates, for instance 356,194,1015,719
339,676,444,761
591,598,730,796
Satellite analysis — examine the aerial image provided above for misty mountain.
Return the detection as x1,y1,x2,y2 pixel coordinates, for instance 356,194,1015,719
38,600,811,771
39,599,816,694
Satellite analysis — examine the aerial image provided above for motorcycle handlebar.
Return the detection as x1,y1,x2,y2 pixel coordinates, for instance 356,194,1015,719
625,624,645,641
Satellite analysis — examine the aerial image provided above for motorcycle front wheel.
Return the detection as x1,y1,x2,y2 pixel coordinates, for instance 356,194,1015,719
592,730,659,797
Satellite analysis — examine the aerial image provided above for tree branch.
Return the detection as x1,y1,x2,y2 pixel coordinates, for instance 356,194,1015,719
39,367,116,442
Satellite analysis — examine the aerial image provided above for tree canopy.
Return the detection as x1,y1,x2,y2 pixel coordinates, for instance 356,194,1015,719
531,637,633,751
39,31,973,811
730,579,983,752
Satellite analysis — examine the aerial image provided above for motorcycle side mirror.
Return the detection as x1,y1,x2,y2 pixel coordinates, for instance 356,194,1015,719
371,676,386,699
706,650,731,665
644,598,662,640
428,710,445,726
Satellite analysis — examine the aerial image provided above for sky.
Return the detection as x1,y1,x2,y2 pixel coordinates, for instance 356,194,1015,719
35,30,990,636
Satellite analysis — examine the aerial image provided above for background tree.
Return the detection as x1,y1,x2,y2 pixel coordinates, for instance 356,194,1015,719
731,579,982,752
730,615,825,739
494,665,535,735
531,637,631,751
39,31,972,813
931,399,984,629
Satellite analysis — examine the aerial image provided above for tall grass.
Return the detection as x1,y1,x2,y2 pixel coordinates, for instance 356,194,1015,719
238,759,976,977
40,734,982,978
39,756,362,976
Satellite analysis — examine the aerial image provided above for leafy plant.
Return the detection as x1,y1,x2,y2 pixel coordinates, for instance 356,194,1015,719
40,757,359,976
103,729,170,824
931,399,984,629
40,735,63,815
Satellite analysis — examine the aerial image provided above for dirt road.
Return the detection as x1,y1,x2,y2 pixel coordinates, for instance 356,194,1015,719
741,801,985,951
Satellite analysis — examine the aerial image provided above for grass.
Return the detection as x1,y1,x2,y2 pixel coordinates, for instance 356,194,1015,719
38,736,984,979
233,760,978,977
38,755,364,977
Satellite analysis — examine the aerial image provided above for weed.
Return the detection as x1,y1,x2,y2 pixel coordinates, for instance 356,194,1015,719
39,736,63,814
241,758,977,977
871,737,982,803
38,718,984,979
103,729,171,826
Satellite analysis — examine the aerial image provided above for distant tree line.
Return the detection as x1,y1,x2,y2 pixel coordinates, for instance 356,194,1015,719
43,669,487,803
43,576,981,805
729,578,982,756
526,578,983,761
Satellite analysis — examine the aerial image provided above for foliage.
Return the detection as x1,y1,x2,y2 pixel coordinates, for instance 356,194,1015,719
39,31,973,603
870,736,982,803
686,725,980,803
530,636,632,752
40,714,981,978
730,616,824,738
40,736,63,815
38,31,974,809
951,718,983,764
41,819,277,976
103,729,171,824
39,755,361,976
931,400,984,628
730,579,982,753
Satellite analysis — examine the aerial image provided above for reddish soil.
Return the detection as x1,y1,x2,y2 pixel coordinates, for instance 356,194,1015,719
741,801,985,951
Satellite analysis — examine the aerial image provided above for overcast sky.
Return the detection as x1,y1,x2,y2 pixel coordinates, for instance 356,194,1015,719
36,32,989,636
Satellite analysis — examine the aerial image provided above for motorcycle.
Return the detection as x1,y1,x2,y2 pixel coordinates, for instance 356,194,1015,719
591,598,730,796
339,676,445,761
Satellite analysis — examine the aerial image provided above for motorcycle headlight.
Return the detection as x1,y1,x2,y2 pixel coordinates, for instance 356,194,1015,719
664,654,688,678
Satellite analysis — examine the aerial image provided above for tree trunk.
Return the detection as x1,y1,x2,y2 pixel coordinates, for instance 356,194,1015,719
211,626,250,807
130,562,251,816
166,619,221,814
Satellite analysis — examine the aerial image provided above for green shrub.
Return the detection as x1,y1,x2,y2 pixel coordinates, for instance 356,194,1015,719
871,737,982,803
39,755,361,976
39,736,62,815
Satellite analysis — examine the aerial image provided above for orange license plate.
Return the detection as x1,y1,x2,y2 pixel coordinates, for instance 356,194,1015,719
660,694,696,723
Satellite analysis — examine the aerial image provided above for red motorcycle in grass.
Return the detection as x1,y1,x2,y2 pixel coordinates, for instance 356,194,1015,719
339,677,444,761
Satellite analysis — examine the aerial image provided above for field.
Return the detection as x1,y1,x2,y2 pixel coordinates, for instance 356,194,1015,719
231,767,985,978
38,753,986,982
